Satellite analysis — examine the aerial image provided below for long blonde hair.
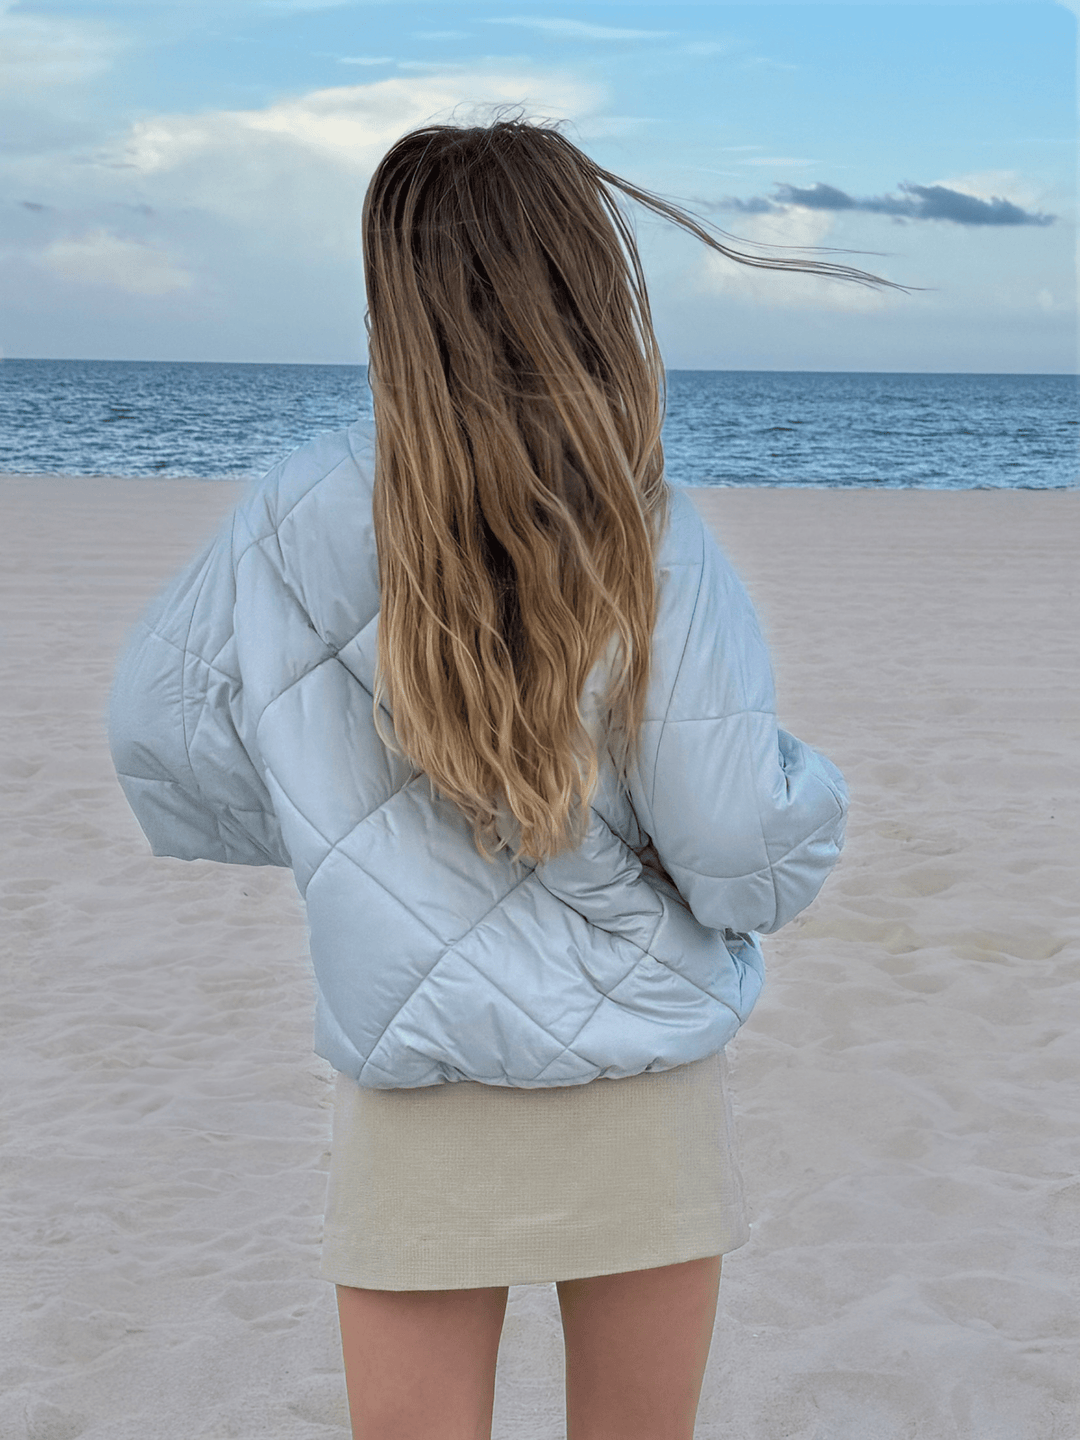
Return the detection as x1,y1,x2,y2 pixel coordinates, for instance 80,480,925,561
363,119,894,863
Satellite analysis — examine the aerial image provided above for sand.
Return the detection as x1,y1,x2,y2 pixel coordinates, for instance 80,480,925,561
1,475,1077,1440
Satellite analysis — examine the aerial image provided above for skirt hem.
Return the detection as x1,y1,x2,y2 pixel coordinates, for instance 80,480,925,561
319,1216,751,1291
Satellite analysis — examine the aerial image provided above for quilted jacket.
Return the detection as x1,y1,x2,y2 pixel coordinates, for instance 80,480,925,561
109,421,848,1089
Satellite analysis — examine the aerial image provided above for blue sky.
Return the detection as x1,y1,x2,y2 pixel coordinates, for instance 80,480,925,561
1,0,1075,370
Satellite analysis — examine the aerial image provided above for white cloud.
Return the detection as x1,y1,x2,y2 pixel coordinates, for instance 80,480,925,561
338,56,395,66
486,17,673,41
112,68,601,183
66,67,602,264
0,0,121,92
40,229,193,295
699,207,891,313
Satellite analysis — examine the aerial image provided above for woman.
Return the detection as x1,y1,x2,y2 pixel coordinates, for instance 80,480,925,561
110,120,885,1440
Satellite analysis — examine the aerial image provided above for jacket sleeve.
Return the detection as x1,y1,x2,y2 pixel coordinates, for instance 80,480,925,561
108,507,289,868
629,501,847,936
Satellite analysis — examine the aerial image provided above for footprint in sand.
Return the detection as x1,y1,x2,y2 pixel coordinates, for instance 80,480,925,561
0,758,43,782
952,930,1068,963
889,866,959,898
22,1398,88,1440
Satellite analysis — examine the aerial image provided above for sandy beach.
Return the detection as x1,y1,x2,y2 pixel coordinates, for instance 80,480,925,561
1,475,1077,1440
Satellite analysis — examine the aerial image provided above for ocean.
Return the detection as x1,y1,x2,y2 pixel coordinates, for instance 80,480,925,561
1,359,1076,489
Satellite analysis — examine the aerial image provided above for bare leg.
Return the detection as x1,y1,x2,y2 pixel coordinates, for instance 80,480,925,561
336,1283,509,1440
557,1255,722,1440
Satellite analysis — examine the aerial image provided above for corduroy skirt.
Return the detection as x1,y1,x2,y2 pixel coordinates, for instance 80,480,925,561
319,1049,749,1291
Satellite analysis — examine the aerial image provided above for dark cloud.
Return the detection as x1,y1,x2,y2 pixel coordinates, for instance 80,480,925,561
20,200,51,212
774,182,857,212
723,181,1054,227
898,184,1052,226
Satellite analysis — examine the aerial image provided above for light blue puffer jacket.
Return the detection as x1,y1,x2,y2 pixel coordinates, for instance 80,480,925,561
109,422,847,1089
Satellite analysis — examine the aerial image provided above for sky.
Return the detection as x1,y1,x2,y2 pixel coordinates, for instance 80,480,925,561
1,0,1076,371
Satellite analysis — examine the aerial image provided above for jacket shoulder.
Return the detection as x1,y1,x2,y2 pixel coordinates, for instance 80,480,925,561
646,486,765,722
655,484,708,575
235,420,374,554
232,420,379,648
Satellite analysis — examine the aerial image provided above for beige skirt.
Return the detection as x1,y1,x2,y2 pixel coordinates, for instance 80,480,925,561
320,1049,749,1291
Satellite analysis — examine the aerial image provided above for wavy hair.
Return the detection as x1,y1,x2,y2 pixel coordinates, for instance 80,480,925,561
363,119,897,863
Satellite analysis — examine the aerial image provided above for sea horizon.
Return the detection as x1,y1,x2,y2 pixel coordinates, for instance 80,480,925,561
4,356,1076,374
2,358,1077,489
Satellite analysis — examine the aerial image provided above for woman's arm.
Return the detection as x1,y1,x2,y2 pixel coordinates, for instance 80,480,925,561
630,496,847,936
108,511,289,868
